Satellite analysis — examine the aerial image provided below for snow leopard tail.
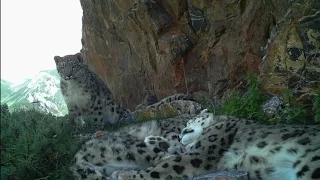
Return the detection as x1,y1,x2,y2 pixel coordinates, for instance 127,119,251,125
145,93,196,109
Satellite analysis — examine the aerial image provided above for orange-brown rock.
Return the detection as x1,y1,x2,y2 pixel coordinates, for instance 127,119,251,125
80,0,319,109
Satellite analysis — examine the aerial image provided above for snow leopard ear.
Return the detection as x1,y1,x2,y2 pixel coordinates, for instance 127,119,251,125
54,56,62,64
75,53,84,63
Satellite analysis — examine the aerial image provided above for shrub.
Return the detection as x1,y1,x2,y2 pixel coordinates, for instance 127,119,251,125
1,106,80,180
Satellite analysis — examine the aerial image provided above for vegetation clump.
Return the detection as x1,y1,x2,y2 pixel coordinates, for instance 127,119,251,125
1,104,80,180
215,73,267,122
212,73,320,124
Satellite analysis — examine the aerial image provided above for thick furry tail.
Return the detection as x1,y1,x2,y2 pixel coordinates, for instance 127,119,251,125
146,93,195,109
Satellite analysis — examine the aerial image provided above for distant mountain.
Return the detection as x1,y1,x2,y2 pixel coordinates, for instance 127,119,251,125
1,79,13,101
1,70,67,116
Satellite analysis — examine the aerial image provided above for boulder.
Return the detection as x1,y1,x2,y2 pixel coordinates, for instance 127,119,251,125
259,1,320,99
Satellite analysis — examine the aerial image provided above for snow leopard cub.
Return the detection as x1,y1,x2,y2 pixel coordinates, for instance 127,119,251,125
54,53,132,129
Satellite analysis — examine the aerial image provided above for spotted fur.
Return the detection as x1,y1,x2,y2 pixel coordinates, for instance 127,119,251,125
71,108,320,180
54,53,131,128
55,53,201,130
70,114,196,179
113,114,320,180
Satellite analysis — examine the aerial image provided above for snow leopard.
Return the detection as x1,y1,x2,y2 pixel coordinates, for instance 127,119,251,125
71,109,320,180
54,53,199,130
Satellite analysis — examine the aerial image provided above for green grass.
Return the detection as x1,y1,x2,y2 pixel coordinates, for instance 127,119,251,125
1,104,81,180
213,72,268,122
210,73,319,124
313,89,320,123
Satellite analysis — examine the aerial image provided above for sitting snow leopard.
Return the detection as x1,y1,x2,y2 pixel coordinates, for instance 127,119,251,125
54,53,131,128
54,53,199,129
71,109,320,180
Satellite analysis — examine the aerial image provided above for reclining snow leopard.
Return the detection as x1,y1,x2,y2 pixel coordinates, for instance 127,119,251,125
71,109,320,180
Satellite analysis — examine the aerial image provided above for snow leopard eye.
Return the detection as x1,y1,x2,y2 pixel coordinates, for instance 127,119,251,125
181,128,194,136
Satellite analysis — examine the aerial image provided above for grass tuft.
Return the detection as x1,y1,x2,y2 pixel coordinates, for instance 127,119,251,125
212,73,319,124
313,89,320,123
214,72,268,122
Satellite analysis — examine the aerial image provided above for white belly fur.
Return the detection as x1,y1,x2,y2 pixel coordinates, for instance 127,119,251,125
64,80,91,108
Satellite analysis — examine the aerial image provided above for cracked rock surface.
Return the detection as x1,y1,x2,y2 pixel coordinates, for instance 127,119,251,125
80,0,319,109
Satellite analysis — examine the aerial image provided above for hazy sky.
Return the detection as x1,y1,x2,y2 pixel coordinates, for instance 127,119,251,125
1,0,83,84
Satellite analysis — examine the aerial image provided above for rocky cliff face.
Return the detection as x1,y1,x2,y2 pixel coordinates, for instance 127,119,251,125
80,0,319,109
